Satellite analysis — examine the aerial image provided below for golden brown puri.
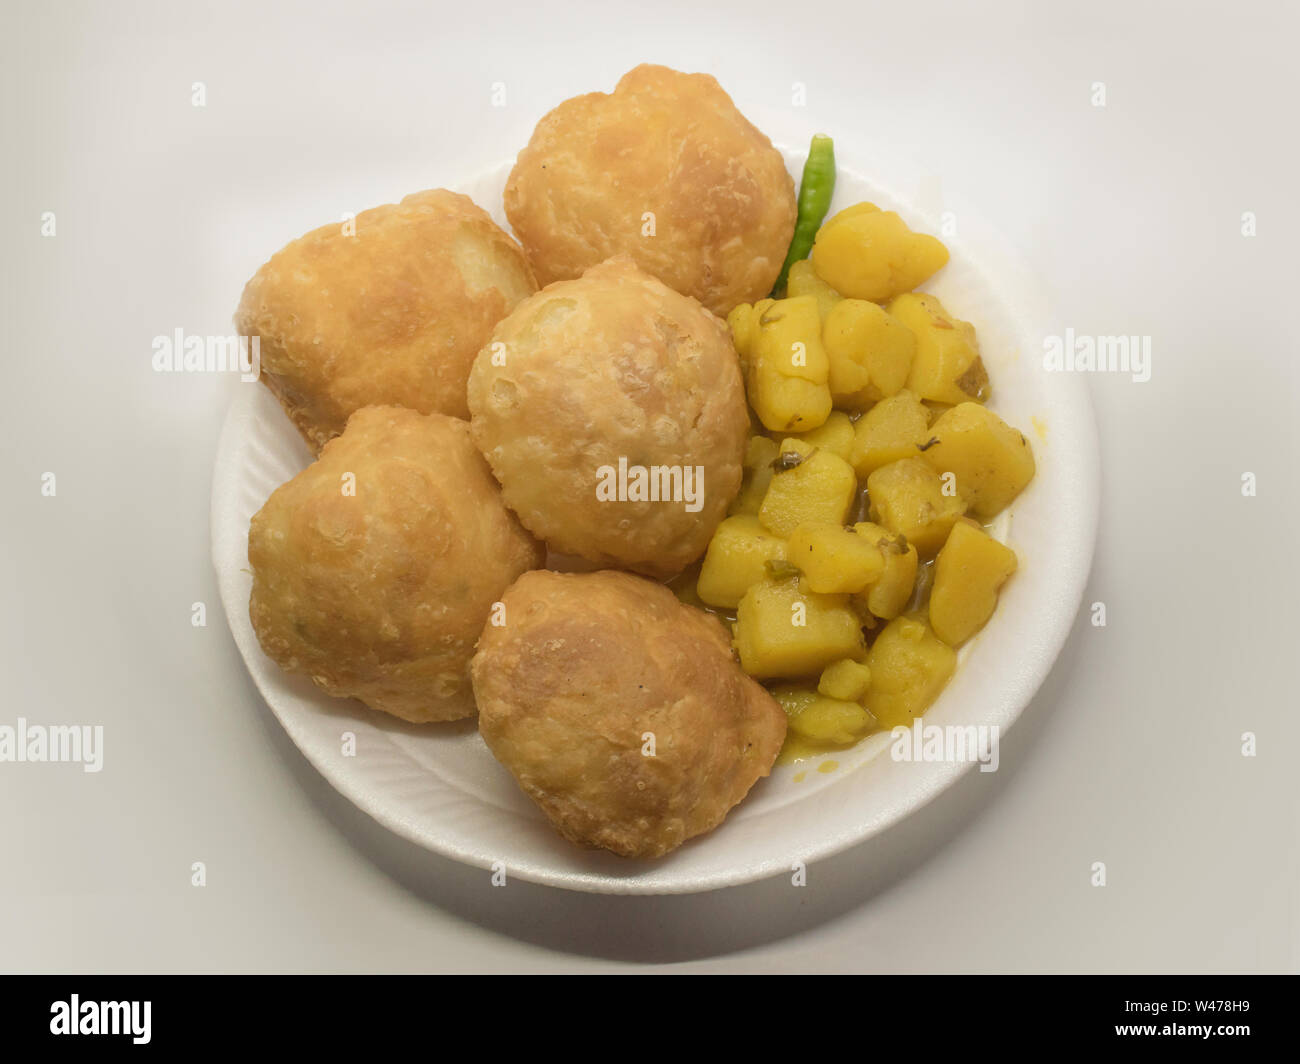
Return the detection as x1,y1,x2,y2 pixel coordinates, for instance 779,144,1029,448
466,257,749,579
472,570,787,858
236,189,536,454
504,64,796,317
248,406,543,723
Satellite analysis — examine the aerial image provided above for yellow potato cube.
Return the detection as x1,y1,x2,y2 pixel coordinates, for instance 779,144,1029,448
727,302,759,363
754,296,828,384
734,578,865,680
929,521,1018,646
787,410,855,462
848,390,932,477
746,297,833,432
749,374,833,435
729,435,780,516
862,615,957,730
866,458,967,556
818,658,873,702
697,515,788,610
788,521,885,594
852,521,919,620
887,292,989,405
786,259,843,319
823,298,917,408
795,698,874,744
773,687,876,745
811,203,950,302
758,439,857,538
919,402,1036,519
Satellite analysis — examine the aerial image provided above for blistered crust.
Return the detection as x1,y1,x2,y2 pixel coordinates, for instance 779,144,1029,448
248,406,544,722
504,64,796,317
472,570,787,858
236,189,536,454
466,257,749,578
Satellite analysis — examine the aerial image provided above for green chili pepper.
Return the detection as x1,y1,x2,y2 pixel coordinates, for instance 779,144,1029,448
772,133,836,296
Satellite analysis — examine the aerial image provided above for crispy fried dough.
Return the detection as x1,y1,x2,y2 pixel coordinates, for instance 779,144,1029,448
505,64,795,316
472,570,787,858
237,190,536,453
466,257,748,578
248,406,543,722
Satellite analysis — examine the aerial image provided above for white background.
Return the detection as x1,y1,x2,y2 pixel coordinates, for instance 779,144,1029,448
2,0,1296,972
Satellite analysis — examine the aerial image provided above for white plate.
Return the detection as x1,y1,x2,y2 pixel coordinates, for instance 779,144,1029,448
211,148,1099,894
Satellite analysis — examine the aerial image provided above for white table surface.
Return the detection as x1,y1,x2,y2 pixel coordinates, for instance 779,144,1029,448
2,0,1296,973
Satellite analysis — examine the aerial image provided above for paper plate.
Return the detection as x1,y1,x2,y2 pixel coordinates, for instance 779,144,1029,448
211,147,1099,894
